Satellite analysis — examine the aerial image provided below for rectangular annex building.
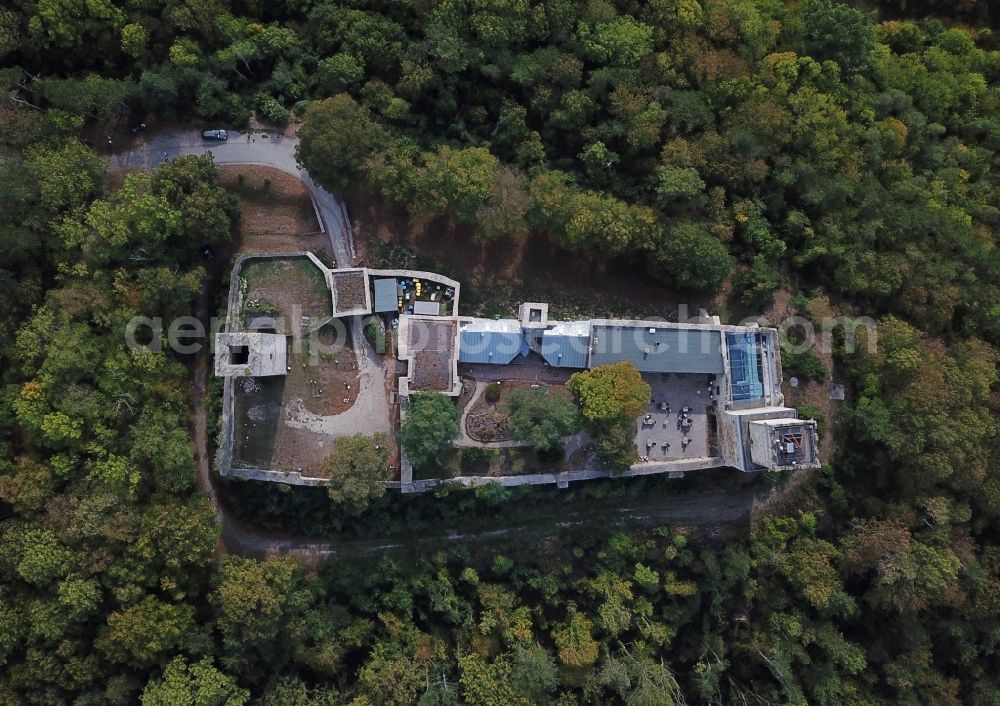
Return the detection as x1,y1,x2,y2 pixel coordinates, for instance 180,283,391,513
540,321,591,368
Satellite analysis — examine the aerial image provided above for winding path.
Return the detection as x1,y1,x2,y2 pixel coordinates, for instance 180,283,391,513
111,129,764,564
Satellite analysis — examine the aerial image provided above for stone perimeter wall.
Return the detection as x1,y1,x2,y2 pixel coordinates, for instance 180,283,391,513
215,256,741,491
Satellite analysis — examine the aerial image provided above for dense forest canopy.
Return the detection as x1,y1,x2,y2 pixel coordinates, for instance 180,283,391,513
2,0,1000,704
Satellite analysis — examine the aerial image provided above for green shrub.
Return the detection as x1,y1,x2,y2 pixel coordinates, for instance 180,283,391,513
460,447,493,472
734,255,782,308
474,482,511,505
256,93,289,124
484,382,501,403
363,317,386,353
537,443,564,464
781,348,828,382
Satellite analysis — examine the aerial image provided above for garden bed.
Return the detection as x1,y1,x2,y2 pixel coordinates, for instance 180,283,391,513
465,380,570,443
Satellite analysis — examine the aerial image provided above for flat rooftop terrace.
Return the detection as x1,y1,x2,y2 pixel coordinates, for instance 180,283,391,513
331,269,369,314
406,318,458,392
590,324,724,374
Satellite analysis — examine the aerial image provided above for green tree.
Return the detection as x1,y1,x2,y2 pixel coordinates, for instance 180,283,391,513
131,496,218,599
648,221,733,291
567,362,650,430
295,94,388,193
315,53,364,94
801,0,874,75
656,165,705,205
35,75,137,118
3,526,73,586
458,653,531,706
552,609,599,668
576,17,654,67
510,646,559,703
25,140,104,214
594,417,639,472
120,23,147,60
98,595,196,667
504,388,577,451
411,145,499,224
129,409,196,492
0,457,57,514
594,653,685,706
561,191,659,255
210,557,310,679
399,392,460,469
141,656,249,706
26,0,126,64
475,165,530,241
323,432,392,514
151,154,239,252
256,677,341,705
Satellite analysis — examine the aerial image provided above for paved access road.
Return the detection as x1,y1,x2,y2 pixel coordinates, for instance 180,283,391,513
112,129,763,564
111,130,353,258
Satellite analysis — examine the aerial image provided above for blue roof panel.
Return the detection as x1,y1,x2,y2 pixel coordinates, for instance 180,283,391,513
458,330,523,364
726,332,765,401
541,332,589,368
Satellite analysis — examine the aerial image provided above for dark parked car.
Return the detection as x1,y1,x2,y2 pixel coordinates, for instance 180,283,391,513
202,129,228,141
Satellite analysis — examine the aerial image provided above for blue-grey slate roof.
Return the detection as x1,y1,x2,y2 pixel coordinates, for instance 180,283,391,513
458,329,523,364
373,278,397,313
589,325,724,374
541,332,589,368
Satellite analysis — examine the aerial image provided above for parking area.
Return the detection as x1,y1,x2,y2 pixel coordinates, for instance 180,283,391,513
635,373,717,461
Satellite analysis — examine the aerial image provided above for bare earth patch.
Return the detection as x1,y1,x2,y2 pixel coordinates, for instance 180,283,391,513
783,379,839,466
240,257,332,330
219,166,333,265
234,326,359,475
